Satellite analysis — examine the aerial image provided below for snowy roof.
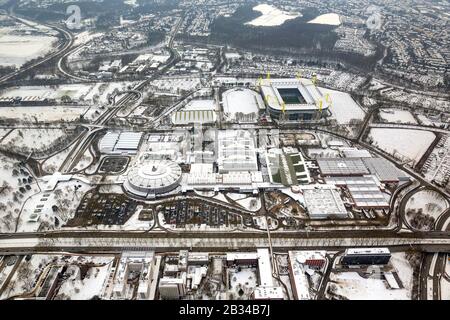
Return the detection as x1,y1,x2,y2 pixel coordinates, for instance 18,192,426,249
304,189,348,218
171,110,216,124
257,249,273,287
325,176,390,208
99,131,143,153
317,158,370,176
346,248,391,255
362,158,408,182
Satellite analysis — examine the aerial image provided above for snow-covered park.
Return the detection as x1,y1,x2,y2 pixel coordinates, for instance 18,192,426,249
405,189,449,220
378,109,417,124
368,128,436,164
320,87,365,124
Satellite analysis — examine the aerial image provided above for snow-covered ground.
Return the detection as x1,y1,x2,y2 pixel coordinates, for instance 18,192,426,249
41,147,72,174
236,196,261,212
0,128,10,140
308,13,341,26
0,154,41,233
0,18,58,68
17,179,92,232
0,128,67,154
379,109,417,124
245,4,301,27
213,192,229,204
56,262,113,300
0,255,50,299
228,267,258,299
320,87,365,124
369,128,436,164
0,82,139,105
405,189,448,220
329,271,410,300
390,252,414,299
0,106,88,123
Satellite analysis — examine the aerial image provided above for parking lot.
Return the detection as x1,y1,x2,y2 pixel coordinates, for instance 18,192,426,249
67,191,138,227
159,199,242,229
98,156,129,174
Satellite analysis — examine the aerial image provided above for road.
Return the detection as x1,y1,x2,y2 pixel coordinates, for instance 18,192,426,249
369,123,449,134
0,18,74,85
0,234,449,255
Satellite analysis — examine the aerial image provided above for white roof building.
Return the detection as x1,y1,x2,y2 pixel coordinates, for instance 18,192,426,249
217,130,258,173
99,132,143,155
304,189,348,219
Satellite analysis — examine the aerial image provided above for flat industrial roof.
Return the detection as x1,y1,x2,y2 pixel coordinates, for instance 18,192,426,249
317,158,370,176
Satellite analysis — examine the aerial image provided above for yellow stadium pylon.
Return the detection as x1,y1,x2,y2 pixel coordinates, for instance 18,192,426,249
258,76,263,87
317,99,323,113
267,71,271,81
281,101,286,114
296,72,302,81
312,74,318,86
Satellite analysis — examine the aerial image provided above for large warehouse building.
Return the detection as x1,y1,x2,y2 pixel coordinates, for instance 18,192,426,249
260,78,331,121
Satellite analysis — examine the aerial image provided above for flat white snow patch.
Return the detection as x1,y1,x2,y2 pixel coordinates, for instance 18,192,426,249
246,4,301,27
369,128,435,164
308,13,341,26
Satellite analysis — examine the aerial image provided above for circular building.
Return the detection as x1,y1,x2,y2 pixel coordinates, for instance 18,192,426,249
124,160,182,198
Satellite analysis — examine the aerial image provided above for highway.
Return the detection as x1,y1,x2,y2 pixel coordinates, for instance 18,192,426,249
0,16,74,85
0,234,449,255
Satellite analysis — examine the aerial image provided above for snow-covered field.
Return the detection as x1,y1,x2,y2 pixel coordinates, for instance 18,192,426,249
0,18,58,68
329,271,409,300
308,13,341,26
0,82,138,105
369,128,436,164
0,35,57,68
0,128,67,154
320,87,365,124
246,4,301,27
379,109,417,124
405,189,448,220
0,106,88,123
